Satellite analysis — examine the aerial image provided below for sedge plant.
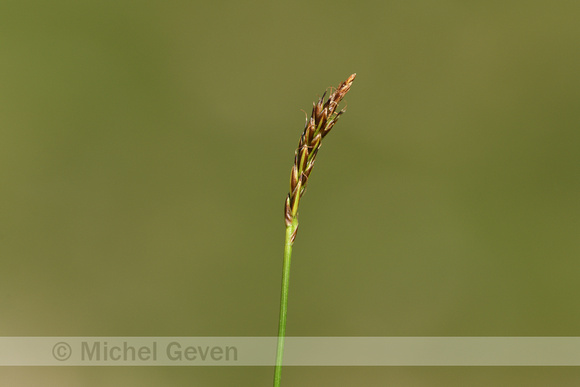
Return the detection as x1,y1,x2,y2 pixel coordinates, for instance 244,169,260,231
274,73,356,387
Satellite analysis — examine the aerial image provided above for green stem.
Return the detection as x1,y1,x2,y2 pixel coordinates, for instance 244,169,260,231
274,218,297,387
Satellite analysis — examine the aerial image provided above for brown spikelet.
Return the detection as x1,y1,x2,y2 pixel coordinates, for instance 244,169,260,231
284,73,356,240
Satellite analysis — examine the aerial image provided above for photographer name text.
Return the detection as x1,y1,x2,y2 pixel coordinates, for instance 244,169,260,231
77,341,238,362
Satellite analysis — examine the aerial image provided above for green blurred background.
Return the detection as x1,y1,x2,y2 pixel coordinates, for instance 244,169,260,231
1,0,579,385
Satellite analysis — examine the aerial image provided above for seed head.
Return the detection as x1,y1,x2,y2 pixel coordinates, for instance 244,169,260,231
284,73,356,242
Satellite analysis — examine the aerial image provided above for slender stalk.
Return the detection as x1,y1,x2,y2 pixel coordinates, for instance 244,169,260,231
273,74,356,387
274,218,297,387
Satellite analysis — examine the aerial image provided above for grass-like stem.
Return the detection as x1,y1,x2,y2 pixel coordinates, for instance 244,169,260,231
273,217,297,387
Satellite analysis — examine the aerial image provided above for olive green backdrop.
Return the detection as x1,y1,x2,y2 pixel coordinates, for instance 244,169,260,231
1,0,579,385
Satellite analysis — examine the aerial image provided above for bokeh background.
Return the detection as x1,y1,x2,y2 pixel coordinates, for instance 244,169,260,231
1,0,579,385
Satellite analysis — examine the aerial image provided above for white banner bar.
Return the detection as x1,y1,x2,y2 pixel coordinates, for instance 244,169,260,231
1,337,579,366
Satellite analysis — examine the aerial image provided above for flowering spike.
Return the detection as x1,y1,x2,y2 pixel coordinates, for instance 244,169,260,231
284,74,356,239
